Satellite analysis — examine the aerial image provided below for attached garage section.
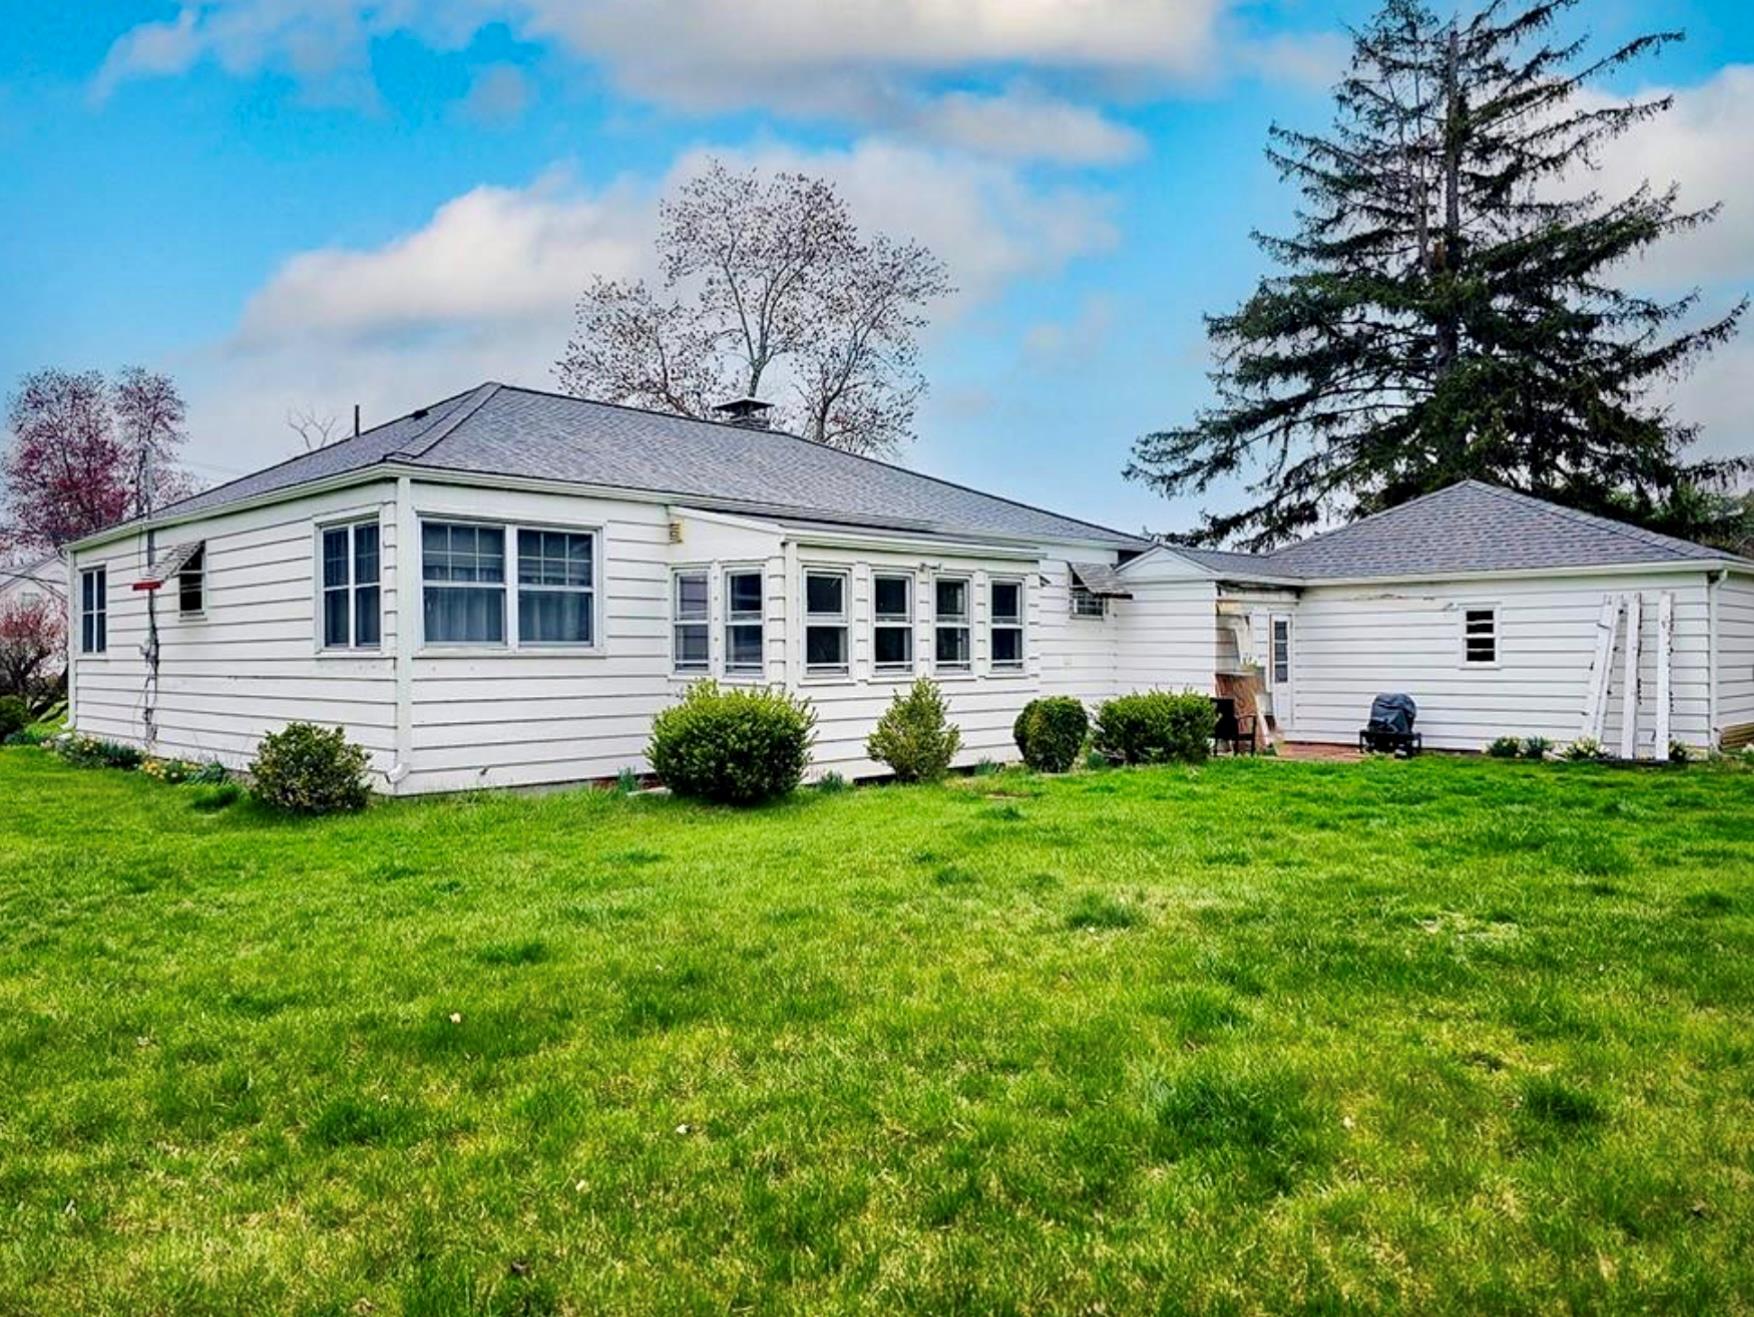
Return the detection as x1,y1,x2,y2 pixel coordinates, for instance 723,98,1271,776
1717,571,1754,748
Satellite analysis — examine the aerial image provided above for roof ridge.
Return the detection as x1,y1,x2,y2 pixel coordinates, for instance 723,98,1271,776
392,382,503,461
485,382,1143,544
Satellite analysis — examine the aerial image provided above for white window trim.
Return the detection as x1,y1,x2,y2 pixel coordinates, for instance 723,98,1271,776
315,517,383,653
670,566,711,676
722,563,767,680
1459,602,1501,669
417,516,604,655
802,566,852,681
932,573,973,676
988,576,1026,675
870,571,917,680
79,566,107,656
1270,614,1292,687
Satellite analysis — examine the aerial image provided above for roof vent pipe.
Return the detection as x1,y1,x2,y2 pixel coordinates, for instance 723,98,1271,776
711,397,774,430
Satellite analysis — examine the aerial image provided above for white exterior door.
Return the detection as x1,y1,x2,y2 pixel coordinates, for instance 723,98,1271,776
1269,614,1293,731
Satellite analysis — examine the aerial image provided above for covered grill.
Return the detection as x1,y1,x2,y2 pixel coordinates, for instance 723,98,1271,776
1359,693,1422,756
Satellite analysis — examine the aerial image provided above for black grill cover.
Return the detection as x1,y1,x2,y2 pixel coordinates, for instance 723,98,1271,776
1367,693,1418,735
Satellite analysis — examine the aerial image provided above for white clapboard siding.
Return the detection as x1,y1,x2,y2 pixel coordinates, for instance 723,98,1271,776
69,482,402,775
1717,572,1754,742
1111,554,1219,695
1285,572,1714,752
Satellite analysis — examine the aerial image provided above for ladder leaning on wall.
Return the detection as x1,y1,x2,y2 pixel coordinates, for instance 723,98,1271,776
1578,591,1676,758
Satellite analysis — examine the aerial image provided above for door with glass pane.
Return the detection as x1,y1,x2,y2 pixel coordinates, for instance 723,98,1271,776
1268,614,1293,731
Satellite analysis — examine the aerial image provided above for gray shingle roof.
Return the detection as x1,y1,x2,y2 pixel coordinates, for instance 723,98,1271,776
1163,481,1745,581
156,383,1142,548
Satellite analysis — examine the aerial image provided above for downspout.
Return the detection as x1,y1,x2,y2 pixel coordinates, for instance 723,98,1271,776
1707,569,1723,749
389,474,417,790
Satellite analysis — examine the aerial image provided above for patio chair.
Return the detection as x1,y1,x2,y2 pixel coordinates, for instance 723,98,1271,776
1213,696,1257,756
1358,693,1422,757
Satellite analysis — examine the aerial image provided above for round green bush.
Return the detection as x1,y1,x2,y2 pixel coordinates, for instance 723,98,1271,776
0,695,29,742
1092,691,1216,765
866,678,962,783
250,723,371,815
1013,696,1088,773
648,681,816,805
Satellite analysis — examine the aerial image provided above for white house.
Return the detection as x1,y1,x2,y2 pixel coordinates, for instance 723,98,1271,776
1,550,65,610
63,382,1754,790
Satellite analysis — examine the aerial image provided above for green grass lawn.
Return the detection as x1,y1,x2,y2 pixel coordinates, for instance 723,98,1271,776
2,749,1752,1314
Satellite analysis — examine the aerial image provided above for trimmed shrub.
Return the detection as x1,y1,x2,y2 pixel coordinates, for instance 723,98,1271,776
1092,691,1216,765
1487,735,1521,759
1013,696,1089,773
0,695,28,742
647,681,815,805
250,723,371,815
866,679,962,783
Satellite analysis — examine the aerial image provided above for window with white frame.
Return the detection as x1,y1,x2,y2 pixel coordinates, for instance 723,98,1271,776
724,568,765,676
178,546,205,616
672,570,709,674
934,576,971,672
1462,606,1498,664
321,521,381,649
1271,616,1291,685
80,566,107,654
872,573,914,675
989,578,1024,671
423,521,506,644
517,529,595,645
1069,584,1106,618
804,569,850,676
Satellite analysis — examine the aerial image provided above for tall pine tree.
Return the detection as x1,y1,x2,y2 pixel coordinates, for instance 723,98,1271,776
1128,0,1746,548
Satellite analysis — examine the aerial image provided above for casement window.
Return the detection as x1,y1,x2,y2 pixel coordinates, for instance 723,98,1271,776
321,521,381,649
990,578,1024,672
79,567,107,654
1271,616,1291,685
804,569,850,676
422,521,506,644
178,547,205,616
517,529,595,645
933,576,971,673
872,572,914,675
724,568,765,676
1069,585,1106,618
1462,606,1498,665
672,570,710,674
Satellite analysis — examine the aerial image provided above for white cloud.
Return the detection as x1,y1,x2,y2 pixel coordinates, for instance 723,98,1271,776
89,0,1237,162
189,140,1115,470
907,87,1144,165
1573,64,1754,287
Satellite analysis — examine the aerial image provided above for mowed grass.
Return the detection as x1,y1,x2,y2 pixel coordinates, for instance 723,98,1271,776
1,750,1752,1314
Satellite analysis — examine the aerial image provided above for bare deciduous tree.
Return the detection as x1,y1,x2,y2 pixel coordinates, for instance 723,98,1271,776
286,407,344,452
556,160,951,457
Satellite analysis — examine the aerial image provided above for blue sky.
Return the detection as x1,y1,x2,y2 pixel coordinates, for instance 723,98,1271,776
2,1,1749,535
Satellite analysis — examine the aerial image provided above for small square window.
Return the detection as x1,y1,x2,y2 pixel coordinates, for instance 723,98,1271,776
1463,608,1498,664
